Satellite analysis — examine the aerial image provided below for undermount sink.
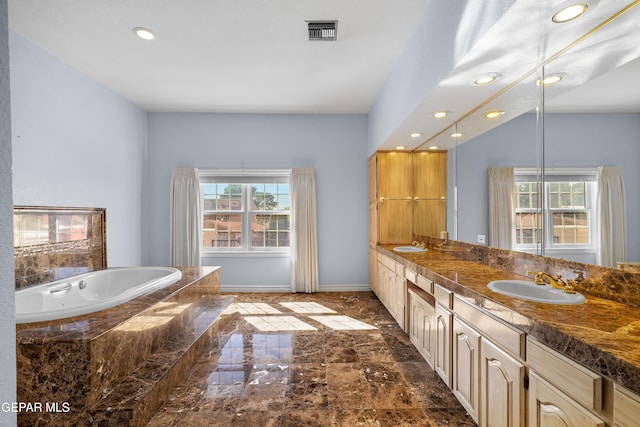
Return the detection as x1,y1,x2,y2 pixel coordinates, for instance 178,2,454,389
487,280,586,305
393,246,427,253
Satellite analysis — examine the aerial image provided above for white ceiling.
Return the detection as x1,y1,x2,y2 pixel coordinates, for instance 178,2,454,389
8,0,640,150
8,0,429,114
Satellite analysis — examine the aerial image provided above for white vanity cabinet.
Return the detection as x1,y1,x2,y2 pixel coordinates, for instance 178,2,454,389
453,295,525,427
375,253,407,330
408,285,436,368
480,338,524,427
528,371,605,427
373,249,640,427
526,337,605,427
452,316,481,422
614,384,640,427
434,284,453,388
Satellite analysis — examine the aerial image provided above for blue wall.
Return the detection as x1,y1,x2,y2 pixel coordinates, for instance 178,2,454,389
456,112,640,263
10,32,148,267
145,113,370,291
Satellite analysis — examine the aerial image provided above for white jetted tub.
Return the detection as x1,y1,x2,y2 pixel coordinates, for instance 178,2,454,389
15,267,182,324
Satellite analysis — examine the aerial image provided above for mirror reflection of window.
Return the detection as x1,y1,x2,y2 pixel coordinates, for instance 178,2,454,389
13,212,90,247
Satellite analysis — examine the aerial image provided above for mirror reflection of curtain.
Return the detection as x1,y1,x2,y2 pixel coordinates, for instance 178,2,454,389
170,167,202,266
488,167,514,249
597,166,626,268
290,168,318,293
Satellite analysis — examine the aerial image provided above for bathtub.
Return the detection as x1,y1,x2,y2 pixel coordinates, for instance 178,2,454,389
15,266,182,324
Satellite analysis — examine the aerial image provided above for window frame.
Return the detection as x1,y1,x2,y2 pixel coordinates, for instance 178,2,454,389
199,169,291,257
513,168,597,255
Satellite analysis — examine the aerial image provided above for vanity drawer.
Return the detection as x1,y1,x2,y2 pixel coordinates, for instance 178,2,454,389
614,384,640,427
453,295,524,359
405,268,417,284
526,337,602,412
417,275,434,294
434,284,453,309
378,254,393,271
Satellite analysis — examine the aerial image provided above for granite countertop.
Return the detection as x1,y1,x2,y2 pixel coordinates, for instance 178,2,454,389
378,244,640,395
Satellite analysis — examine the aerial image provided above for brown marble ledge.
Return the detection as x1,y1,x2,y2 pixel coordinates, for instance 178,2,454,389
378,245,640,395
16,266,220,343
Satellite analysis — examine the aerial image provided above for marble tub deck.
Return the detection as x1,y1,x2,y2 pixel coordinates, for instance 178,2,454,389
148,292,475,427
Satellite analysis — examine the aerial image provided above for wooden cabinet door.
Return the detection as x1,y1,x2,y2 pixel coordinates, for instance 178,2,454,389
528,371,605,427
434,303,453,388
368,154,377,203
369,201,378,247
392,272,406,330
413,199,446,237
480,338,525,427
378,198,412,243
614,384,640,427
376,152,412,199
413,151,447,199
369,249,378,294
452,317,481,423
409,291,436,368
376,262,390,310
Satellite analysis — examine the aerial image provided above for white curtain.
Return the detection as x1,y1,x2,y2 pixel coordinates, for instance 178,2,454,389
290,168,319,293
597,166,626,267
170,167,202,266
488,167,514,249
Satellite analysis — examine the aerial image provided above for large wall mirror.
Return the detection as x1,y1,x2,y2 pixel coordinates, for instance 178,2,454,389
447,2,640,268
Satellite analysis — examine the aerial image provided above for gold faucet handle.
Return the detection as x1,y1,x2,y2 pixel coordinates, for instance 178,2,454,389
527,271,546,285
564,279,577,294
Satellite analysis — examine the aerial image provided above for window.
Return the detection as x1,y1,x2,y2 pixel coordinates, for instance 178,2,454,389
199,170,290,254
514,169,596,253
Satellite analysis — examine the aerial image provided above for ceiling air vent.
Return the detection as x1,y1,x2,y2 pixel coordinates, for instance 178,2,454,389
307,21,337,41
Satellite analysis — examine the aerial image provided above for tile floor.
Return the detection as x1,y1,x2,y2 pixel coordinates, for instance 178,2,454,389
147,292,476,426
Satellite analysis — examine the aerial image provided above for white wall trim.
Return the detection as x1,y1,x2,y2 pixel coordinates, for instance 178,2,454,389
221,284,372,293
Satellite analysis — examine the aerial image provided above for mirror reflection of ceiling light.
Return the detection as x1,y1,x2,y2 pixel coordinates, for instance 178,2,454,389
451,132,463,138
537,74,564,86
432,111,449,118
485,111,505,119
410,132,422,138
552,3,589,23
474,73,501,86
133,27,155,40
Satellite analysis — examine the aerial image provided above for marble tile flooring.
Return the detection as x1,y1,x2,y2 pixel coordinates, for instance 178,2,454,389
147,292,476,426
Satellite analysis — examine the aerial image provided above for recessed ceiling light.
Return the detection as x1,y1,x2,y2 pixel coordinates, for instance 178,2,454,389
474,73,501,86
552,3,589,23
429,146,439,150
432,111,449,119
410,132,423,138
485,111,505,119
133,27,155,40
396,146,406,150
451,132,463,138
537,74,564,86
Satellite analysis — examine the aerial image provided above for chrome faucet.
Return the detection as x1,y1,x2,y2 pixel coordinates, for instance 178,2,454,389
527,271,577,294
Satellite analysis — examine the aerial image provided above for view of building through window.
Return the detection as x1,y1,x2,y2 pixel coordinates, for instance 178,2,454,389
202,182,290,251
514,173,595,251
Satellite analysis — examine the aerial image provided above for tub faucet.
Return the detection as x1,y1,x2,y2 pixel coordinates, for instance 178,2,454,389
527,271,576,294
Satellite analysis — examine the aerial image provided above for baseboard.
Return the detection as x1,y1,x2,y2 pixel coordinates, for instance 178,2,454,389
220,284,372,293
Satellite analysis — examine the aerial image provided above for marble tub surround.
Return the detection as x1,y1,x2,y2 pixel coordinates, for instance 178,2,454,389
379,244,640,396
16,266,235,427
14,206,107,290
148,292,475,426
